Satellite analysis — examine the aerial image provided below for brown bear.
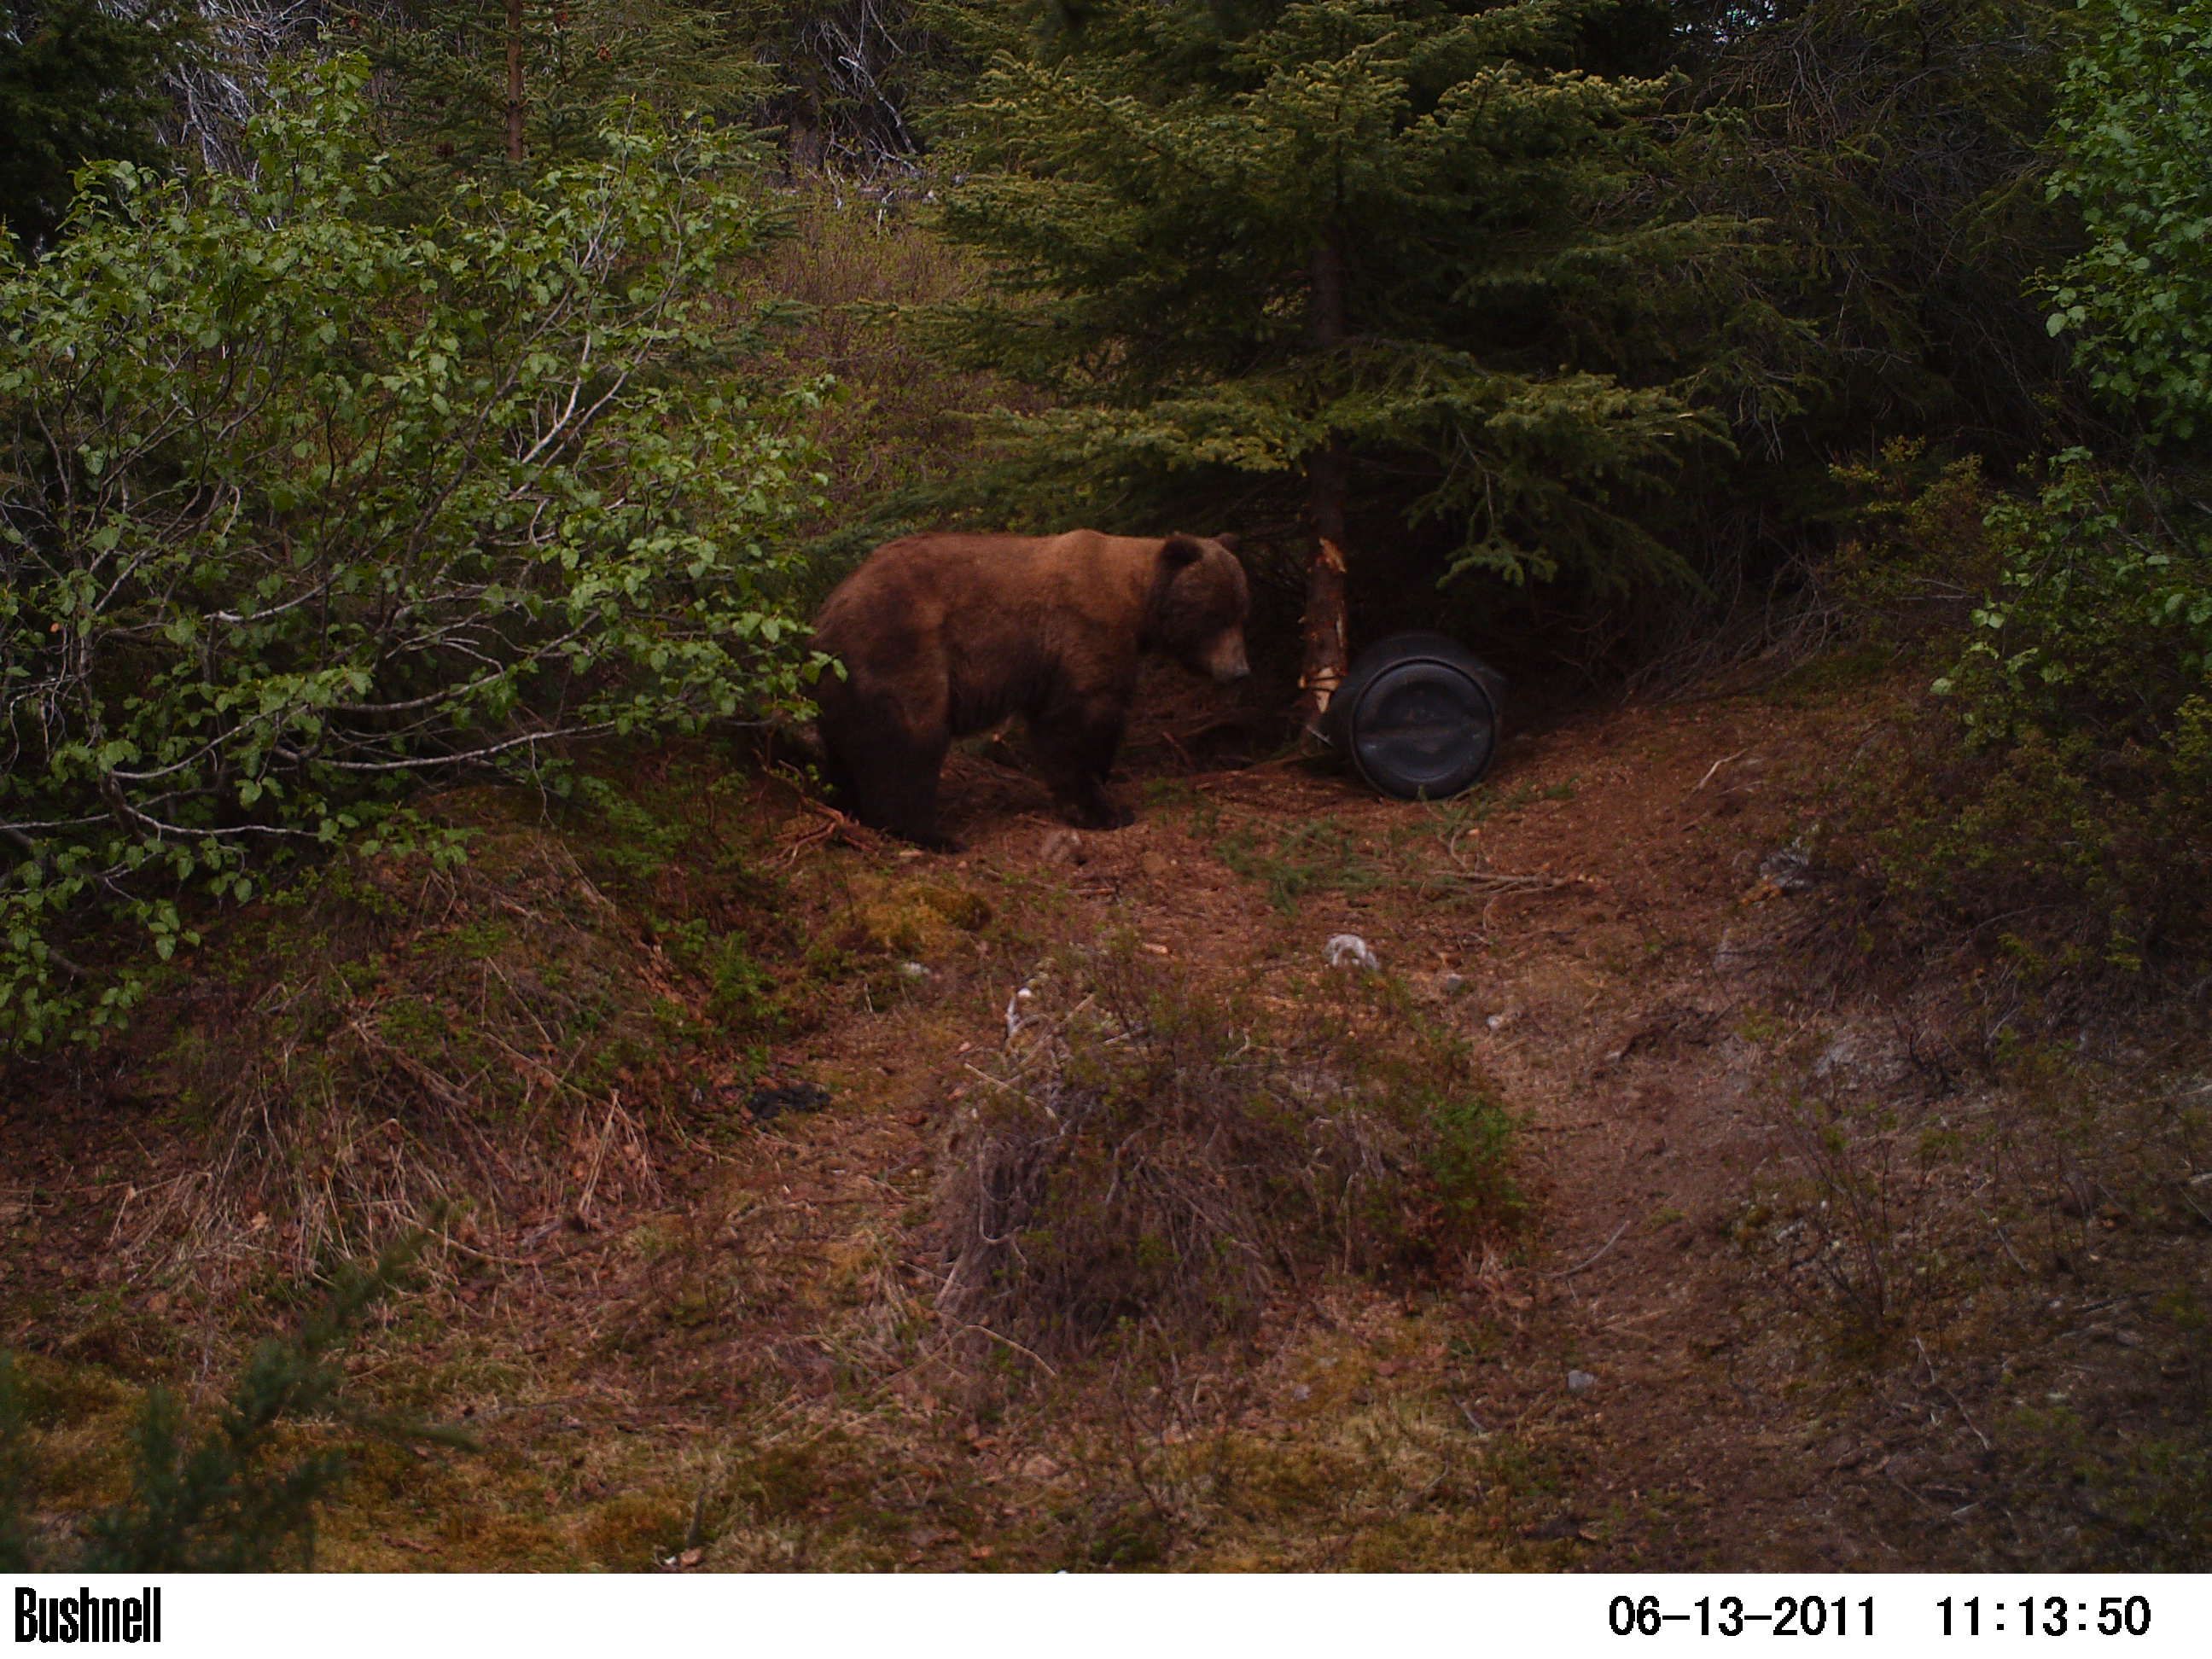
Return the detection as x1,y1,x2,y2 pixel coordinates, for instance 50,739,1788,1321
811,529,1250,850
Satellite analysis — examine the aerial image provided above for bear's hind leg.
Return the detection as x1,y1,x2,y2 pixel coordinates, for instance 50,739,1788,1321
844,725,961,852
876,763,961,853
815,734,859,811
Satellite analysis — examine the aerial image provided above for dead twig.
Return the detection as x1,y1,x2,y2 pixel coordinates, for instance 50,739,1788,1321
1691,748,1749,795
1545,1219,1631,1280
932,1313,1061,1378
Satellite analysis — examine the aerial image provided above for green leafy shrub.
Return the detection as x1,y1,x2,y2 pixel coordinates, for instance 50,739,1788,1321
1873,453,2212,966
1939,455,2212,751
0,57,830,1050
1825,0,2212,971
2044,0,2212,442
1867,1,2212,963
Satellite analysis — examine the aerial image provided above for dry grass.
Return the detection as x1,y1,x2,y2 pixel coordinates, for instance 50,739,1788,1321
100,763,828,1295
928,943,1521,1370
126,829,669,1284
1732,999,2212,1564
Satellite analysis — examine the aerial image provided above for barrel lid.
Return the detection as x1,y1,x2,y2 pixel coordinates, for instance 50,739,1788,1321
1324,633,1505,801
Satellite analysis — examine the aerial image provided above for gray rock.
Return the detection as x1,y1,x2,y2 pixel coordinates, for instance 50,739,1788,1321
1759,841,1816,892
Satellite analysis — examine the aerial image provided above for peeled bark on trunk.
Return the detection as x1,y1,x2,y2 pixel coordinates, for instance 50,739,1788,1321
1295,446,1352,734
1295,235,1353,735
505,0,526,165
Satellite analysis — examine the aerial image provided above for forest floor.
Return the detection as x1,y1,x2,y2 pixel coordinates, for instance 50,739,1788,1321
4,660,2209,1571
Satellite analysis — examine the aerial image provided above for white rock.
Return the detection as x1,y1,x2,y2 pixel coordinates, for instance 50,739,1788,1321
1325,934,1380,972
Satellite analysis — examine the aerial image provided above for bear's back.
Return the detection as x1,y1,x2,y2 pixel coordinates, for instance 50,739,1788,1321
815,532,1152,662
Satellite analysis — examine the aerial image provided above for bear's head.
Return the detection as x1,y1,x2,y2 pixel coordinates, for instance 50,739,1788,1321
1149,533,1251,684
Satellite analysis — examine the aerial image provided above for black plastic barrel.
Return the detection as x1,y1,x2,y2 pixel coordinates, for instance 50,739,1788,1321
1319,632,1506,800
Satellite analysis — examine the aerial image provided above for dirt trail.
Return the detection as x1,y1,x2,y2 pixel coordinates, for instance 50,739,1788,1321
882,677,2202,1569
771,680,1911,1566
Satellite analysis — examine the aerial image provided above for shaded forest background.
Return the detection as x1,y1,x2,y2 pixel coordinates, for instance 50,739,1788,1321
8,0,2208,1045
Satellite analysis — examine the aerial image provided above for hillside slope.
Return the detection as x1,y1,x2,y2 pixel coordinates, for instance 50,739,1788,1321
4,669,2206,1569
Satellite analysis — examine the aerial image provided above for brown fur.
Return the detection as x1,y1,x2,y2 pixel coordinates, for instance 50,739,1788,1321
811,529,1250,849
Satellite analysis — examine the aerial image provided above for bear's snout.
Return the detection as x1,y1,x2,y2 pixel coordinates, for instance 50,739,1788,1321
1208,640,1252,684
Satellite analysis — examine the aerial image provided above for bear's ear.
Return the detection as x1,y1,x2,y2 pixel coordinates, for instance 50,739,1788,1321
1212,532,1242,556
1161,533,1206,568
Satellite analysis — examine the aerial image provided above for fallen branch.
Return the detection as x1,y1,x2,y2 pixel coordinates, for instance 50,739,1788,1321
1441,866,1578,895
775,799,877,861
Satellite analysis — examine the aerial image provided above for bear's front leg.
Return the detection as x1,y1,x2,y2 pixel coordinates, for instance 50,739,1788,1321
1032,696,1132,830
1060,783,1133,831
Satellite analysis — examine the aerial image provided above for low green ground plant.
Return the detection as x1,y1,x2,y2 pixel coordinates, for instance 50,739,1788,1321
0,1226,447,1570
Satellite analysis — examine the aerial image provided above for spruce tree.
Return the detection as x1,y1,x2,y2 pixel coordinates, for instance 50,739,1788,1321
1,0,196,250
2,1223,448,1571
927,0,1727,725
370,0,760,175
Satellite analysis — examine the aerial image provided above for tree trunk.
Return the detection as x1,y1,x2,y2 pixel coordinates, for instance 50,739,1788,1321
1294,236,1353,734
1295,440,1351,734
505,0,526,165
